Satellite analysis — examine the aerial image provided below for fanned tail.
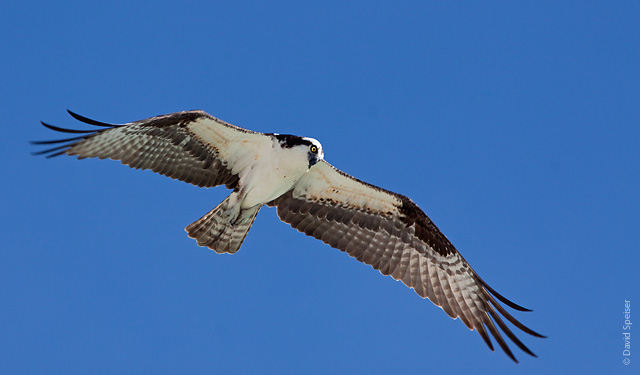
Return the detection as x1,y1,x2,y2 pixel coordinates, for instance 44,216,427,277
185,195,261,253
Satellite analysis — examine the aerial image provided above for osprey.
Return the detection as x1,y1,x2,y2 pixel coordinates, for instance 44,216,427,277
33,110,544,362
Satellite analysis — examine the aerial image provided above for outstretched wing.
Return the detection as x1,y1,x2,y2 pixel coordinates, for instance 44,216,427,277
268,160,544,362
32,110,270,189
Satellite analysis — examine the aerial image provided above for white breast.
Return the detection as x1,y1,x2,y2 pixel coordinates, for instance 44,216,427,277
239,138,311,208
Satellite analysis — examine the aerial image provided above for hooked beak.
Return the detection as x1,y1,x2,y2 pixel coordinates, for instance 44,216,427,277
308,153,319,168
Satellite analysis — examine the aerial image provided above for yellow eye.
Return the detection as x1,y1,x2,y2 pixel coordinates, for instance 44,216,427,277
310,145,318,153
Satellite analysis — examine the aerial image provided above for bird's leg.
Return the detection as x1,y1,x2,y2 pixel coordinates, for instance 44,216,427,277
223,188,247,224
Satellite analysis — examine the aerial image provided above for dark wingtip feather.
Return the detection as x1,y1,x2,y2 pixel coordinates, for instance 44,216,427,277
484,316,518,363
40,121,95,134
31,135,88,145
490,296,547,339
488,307,537,358
67,109,119,127
475,274,532,312
31,143,70,157
33,111,118,157
47,149,70,158
477,324,494,352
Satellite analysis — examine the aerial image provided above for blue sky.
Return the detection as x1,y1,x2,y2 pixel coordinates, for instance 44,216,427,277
1,1,638,374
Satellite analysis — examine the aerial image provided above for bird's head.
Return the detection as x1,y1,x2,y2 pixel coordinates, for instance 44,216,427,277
303,137,324,168
273,134,324,168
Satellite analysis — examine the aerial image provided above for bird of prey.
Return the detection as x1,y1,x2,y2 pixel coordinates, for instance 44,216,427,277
33,110,544,362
